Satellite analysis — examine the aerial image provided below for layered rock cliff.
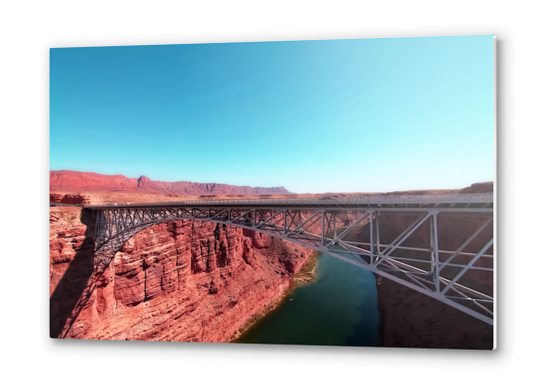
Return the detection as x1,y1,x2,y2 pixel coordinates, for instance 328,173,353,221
50,170,291,195
50,207,311,342
50,183,493,347
50,193,91,206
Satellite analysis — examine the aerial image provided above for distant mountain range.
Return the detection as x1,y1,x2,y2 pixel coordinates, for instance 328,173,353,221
50,170,291,195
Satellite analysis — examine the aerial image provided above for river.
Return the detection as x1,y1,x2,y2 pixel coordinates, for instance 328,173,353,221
233,251,381,347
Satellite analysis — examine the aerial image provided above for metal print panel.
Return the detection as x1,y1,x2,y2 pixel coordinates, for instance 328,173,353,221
49,35,495,349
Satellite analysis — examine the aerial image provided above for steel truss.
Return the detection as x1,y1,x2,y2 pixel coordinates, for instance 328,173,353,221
86,195,494,325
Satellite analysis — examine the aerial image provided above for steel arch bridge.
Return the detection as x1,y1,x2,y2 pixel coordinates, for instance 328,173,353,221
85,194,494,325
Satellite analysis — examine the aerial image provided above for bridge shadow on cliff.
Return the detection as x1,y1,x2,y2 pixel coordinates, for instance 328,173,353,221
50,209,96,338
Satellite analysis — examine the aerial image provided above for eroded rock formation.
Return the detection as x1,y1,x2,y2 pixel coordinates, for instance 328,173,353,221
50,207,311,342
50,193,91,206
50,182,494,347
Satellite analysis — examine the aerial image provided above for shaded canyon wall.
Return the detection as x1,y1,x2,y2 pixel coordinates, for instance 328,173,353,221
355,212,494,349
50,207,312,342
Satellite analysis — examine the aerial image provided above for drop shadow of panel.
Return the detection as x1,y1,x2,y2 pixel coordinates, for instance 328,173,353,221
50,209,96,338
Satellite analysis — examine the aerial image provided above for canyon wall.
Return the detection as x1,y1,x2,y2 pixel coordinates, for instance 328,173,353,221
50,193,91,206
376,277,493,349
50,184,493,348
50,170,291,195
50,207,311,342
355,212,494,349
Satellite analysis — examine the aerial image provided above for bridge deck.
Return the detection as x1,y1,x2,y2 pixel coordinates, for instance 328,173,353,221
85,193,493,210
85,192,495,325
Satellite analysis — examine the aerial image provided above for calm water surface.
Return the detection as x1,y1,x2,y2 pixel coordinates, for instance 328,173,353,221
234,252,381,346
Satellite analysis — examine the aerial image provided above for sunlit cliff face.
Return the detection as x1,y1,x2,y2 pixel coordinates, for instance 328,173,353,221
50,181,493,347
50,211,312,342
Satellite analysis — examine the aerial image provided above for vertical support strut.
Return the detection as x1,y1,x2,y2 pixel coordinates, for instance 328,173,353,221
333,213,337,239
431,212,440,291
375,211,381,261
369,211,374,264
320,211,326,247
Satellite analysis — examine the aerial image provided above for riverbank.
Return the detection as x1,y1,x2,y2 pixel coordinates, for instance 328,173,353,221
231,251,381,346
228,251,319,342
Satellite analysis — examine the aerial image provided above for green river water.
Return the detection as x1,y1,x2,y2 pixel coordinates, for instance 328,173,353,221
233,251,381,347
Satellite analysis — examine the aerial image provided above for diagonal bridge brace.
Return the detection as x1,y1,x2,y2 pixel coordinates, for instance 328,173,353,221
87,197,494,325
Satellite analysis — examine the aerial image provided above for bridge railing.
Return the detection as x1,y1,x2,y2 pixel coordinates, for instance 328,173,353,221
85,193,493,209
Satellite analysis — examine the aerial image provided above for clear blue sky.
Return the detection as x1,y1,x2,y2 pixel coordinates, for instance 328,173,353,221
50,36,494,193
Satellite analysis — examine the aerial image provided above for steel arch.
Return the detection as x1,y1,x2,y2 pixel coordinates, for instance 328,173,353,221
86,195,494,325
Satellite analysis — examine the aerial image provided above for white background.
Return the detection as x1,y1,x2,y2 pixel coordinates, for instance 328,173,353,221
1,0,541,382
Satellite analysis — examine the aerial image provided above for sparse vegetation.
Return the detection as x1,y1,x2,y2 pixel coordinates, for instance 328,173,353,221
284,251,319,294
229,306,273,341
297,251,318,276
50,209,81,225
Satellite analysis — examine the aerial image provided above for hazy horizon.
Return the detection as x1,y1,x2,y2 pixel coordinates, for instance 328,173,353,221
50,36,494,194
49,168,492,194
